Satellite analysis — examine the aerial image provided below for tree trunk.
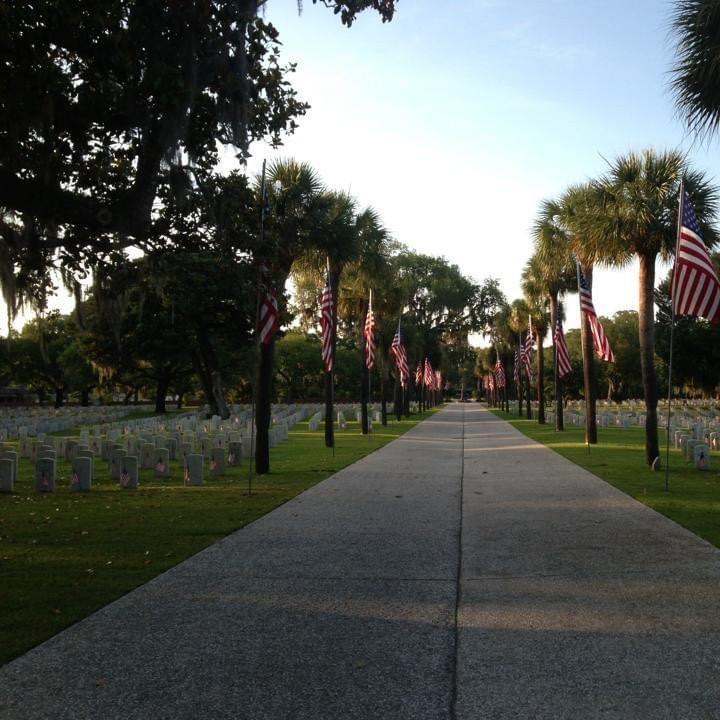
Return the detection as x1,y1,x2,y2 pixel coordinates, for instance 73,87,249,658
191,347,218,416
537,335,545,423
580,265,597,444
256,340,274,475
176,392,184,410
525,371,532,419
80,388,90,407
639,251,660,465
361,361,369,434
517,364,523,416
325,269,340,449
155,371,169,414
54,386,64,409
550,294,564,431
381,362,388,426
394,378,401,421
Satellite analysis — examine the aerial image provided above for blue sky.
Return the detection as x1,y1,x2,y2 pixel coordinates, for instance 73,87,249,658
246,0,720,333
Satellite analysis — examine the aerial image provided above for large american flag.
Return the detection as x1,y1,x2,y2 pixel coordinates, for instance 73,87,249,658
513,348,520,386
390,321,409,387
259,289,279,345
364,292,375,369
320,274,333,372
415,361,422,386
424,358,434,388
672,190,720,323
523,327,533,379
553,318,572,378
494,356,505,388
577,262,615,362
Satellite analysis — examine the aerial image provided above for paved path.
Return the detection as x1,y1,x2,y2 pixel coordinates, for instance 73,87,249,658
1,405,719,719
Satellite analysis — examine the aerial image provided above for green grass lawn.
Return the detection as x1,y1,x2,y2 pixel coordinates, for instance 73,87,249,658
0,410,437,665
490,407,720,550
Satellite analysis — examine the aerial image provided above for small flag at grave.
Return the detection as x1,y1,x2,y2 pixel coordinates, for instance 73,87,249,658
71,471,80,487
228,452,236,465
183,464,190,485
210,459,217,471
155,459,165,473
120,468,130,487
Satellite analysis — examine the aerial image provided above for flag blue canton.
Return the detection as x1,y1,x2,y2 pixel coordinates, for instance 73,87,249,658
683,191,701,235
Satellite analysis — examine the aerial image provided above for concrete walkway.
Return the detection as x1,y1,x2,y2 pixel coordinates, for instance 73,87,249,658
1,405,719,719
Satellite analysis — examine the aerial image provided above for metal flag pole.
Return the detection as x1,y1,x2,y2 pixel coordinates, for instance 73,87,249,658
575,258,590,456
248,159,267,495
665,180,684,491
368,289,373,438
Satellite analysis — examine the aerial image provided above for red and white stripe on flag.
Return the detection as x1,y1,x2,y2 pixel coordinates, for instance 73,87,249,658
364,298,375,369
423,358,434,388
415,362,422,386
553,319,572,378
320,278,333,372
390,327,409,388
259,290,279,345
494,359,505,388
577,262,615,362
672,190,720,323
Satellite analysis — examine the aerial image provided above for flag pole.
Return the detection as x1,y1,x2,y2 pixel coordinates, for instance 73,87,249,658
368,289,372,439
248,159,267,495
328,257,335,458
665,180,684,491
576,258,590,456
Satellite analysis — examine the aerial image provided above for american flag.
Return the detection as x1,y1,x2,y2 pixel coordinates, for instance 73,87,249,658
71,471,80,487
435,370,442,391
390,321,409,387
120,468,130,487
364,292,375,369
522,329,533,379
494,357,505,388
577,262,615,362
155,459,165,473
513,348,520,386
320,273,333,372
672,190,720,323
424,358,434,388
415,362,423,386
553,318,572,378
259,289,279,345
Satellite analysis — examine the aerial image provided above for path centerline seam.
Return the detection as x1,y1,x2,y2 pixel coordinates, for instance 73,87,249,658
449,404,465,720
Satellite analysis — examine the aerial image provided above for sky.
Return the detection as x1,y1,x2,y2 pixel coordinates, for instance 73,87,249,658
7,0,720,339
243,0,720,333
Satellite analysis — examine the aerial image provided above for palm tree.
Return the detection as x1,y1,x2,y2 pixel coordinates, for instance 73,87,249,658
521,256,553,424
508,298,532,418
551,182,614,444
670,1,720,140
532,201,577,430
591,148,718,465
254,158,328,474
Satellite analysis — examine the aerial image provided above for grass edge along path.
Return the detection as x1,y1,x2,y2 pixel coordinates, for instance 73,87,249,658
0,408,441,666
489,407,720,552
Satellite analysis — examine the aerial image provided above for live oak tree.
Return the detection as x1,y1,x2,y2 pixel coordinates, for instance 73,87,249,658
0,0,399,320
